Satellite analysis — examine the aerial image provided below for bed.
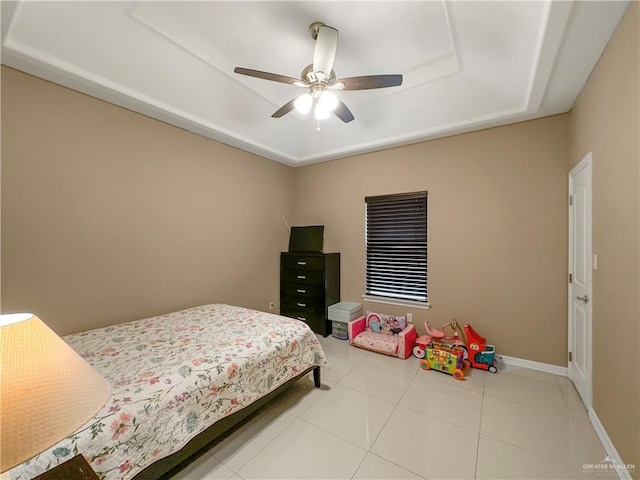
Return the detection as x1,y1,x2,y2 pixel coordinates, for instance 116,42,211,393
8,303,328,480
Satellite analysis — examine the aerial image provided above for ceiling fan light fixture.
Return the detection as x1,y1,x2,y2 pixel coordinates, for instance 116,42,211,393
294,93,313,114
314,102,331,120
319,91,339,112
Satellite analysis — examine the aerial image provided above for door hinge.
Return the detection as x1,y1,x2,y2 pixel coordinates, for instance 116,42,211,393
569,195,573,206
568,351,572,362
569,273,573,283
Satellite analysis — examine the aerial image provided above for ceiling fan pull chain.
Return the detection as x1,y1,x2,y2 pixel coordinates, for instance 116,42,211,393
316,119,321,132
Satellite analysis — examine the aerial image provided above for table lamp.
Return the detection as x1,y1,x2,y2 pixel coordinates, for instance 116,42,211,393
0,313,111,474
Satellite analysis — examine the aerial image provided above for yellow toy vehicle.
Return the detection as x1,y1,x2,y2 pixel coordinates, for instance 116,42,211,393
419,342,470,380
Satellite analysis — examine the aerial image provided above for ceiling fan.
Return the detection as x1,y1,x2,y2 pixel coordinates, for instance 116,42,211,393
234,22,403,124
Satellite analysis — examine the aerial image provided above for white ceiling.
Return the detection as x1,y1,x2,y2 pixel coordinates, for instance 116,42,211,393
1,1,630,166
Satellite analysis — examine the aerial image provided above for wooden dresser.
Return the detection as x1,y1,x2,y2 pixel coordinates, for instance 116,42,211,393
280,252,340,336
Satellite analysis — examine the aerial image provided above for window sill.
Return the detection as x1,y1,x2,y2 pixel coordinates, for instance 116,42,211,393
361,295,431,310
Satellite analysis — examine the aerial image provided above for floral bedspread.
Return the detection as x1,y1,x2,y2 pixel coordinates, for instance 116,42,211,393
9,304,328,480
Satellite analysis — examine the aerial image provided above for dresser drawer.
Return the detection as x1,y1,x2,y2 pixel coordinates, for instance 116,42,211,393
281,282,324,299
282,297,324,314
282,269,324,285
281,309,325,334
282,255,325,271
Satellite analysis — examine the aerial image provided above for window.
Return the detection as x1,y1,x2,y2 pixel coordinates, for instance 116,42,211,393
365,191,428,306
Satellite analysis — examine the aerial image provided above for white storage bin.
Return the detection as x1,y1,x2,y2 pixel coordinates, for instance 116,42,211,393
328,302,363,322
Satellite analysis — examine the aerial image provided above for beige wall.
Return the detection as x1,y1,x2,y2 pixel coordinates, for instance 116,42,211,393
1,67,294,335
569,1,639,473
293,114,570,366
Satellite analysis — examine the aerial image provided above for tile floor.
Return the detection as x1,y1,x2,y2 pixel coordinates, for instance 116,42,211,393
169,336,614,480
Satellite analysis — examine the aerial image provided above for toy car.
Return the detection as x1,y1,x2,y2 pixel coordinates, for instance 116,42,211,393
464,324,497,373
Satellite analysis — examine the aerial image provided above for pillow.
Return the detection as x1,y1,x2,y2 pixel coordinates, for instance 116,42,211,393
366,312,407,335
366,312,382,333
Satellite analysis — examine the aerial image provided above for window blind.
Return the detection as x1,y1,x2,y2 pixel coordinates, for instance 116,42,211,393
365,191,428,303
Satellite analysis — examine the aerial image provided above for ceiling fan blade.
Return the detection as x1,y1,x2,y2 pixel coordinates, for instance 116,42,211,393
333,99,355,123
312,26,338,79
234,67,304,86
271,98,298,118
334,74,403,90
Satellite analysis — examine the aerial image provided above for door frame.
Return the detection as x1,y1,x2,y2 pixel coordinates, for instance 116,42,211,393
568,152,593,409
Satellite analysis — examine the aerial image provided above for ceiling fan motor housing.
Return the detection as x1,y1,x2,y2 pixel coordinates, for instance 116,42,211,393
301,65,336,89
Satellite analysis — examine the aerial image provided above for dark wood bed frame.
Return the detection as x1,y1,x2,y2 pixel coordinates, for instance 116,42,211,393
132,366,321,480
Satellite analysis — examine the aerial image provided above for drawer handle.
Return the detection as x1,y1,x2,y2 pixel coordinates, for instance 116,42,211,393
297,275,306,279
297,317,307,321
297,261,307,266
297,302,306,307
297,289,306,293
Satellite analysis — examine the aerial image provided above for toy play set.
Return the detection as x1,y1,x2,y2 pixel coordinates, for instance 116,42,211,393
419,342,469,380
342,309,498,375
414,319,498,377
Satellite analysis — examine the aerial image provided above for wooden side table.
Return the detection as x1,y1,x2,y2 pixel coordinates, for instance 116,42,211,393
33,454,99,480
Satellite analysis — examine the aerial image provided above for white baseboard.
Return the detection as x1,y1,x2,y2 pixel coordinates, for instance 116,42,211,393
498,355,633,480
498,354,568,377
589,409,635,480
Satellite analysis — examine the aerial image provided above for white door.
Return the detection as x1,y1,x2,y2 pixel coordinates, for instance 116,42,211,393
568,153,592,408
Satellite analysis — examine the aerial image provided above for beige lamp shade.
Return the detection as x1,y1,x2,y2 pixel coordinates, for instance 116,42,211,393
0,313,111,472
